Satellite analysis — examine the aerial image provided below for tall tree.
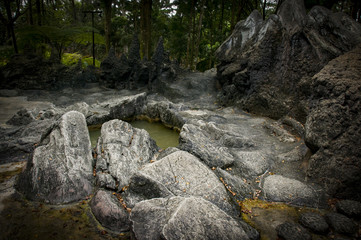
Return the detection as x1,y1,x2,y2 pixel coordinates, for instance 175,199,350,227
0,0,27,53
193,0,206,69
140,0,152,59
103,0,112,54
186,0,195,68
262,0,267,20
35,0,41,25
28,0,33,25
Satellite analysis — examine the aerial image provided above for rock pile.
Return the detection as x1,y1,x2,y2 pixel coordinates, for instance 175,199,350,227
276,199,361,240
100,36,177,91
216,0,361,201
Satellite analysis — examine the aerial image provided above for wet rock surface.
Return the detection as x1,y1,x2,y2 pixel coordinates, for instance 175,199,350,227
16,111,93,204
336,200,361,219
276,222,312,240
299,212,329,234
325,212,358,235
90,189,131,233
130,196,252,240
263,175,321,207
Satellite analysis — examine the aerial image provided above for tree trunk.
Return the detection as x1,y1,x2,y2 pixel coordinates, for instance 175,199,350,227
275,0,283,14
194,0,206,70
140,0,152,60
104,0,112,54
4,0,18,53
70,0,77,23
36,0,41,25
186,0,195,68
262,0,267,20
28,0,34,25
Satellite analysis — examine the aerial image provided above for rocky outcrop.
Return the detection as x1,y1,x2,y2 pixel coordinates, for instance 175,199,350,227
99,36,177,91
99,47,132,89
6,108,35,126
216,0,361,121
86,92,147,125
95,119,158,190
16,111,93,204
142,97,187,129
216,0,361,201
130,196,254,240
0,93,147,164
0,119,54,164
305,44,361,200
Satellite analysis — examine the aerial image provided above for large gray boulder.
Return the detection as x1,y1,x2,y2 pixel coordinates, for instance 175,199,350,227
90,189,131,232
262,175,321,207
95,119,158,190
124,150,235,215
16,111,93,204
86,92,147,125
179,119,275,177
130,196,252,240
142,98,187,129
179,120,235,168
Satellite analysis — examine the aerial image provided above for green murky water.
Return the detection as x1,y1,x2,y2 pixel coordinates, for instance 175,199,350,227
88,125,102,148
88,120,179,149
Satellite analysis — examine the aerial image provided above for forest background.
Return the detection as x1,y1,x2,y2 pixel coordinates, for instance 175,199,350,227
1,0,360,71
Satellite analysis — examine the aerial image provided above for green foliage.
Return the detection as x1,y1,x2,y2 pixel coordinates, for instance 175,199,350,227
0,46,14,66
82,57,101,68
61,53,100,68
17,25,105,49
62,52,83,66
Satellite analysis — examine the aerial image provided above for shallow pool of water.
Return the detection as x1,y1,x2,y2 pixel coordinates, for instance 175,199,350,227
88,120,179,149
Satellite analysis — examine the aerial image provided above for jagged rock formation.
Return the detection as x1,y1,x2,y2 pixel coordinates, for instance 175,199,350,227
216,0,361,121
304,43,361,200
216,0,361,200
16,111,93,204
100,36,177,90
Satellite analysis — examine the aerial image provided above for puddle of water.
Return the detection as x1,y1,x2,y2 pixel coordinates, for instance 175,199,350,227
240,199,329,240
88,124,102,148
88,120,179,149
0,197,131,240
